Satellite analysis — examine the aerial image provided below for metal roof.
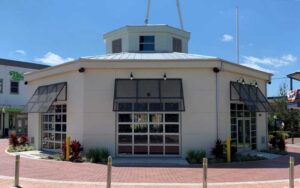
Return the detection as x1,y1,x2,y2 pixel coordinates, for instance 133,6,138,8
287,72,300,81
81,52,218,61
0,58,49,69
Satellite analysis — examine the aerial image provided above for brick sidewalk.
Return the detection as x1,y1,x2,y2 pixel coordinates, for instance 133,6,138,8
1,139,300,187
1,178,299,188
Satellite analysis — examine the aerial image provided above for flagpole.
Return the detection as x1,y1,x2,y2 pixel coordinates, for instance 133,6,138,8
236,6,240,64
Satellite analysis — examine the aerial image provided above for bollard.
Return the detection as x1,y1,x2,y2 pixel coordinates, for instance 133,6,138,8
226,137,231,163
107,156,112,188
289,156,295,188
13,155,22,188
203,158,208,188
66,136,71,161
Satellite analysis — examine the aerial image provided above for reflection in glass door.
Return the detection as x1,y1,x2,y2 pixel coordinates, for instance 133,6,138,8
237,118,251,150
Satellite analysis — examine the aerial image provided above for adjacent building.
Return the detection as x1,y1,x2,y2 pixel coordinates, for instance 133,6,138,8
24,25,272,157
0,58,48,137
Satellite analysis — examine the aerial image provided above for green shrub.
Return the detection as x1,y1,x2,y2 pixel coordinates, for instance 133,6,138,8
232,154,266,162
7,144,33,152
269,131,286,151
85,148,110,163
211,139,225,160
186,149,206,164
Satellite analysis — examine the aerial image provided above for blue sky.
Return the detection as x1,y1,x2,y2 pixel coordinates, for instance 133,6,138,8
0,0,299,96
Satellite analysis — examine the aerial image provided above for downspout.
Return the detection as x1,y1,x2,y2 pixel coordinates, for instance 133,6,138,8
265,76,272,149
214,61,223,140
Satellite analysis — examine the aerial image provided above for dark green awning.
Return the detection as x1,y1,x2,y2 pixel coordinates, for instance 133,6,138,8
24,82,67,113
230,82,272,112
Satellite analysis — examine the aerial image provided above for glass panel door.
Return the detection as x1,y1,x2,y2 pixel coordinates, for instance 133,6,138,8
244,119,251,148
237,119,244,148
117,110,180,156
237,118,251,150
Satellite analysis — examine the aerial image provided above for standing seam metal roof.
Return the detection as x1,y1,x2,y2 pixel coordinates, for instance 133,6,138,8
81,52,218,61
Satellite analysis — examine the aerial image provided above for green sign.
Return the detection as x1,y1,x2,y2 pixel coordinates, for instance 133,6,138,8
1,107,23,113
9,71,24,81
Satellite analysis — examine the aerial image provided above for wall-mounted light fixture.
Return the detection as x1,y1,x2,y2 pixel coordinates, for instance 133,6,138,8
163,73,167,80
78,67,85,73
250,80,258,87
130,72,134,80
237,77,245,85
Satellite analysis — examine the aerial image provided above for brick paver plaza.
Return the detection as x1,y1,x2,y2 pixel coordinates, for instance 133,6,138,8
1,139,300,187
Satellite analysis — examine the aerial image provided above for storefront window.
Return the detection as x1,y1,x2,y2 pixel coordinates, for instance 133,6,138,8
117,111,180,156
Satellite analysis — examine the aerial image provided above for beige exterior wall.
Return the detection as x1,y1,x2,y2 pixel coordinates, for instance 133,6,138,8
25,59,271,157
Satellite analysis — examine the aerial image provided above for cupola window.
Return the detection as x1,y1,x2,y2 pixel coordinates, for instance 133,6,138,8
139,36,155,52
173,38,182,52
112,39,122,53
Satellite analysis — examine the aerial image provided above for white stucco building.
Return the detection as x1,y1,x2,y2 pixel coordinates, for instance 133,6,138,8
24,25,272,157
0,59,48,137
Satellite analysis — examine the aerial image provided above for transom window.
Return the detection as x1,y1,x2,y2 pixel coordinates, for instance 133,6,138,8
139,36,155,52
10,81,19,94
117,112,180,156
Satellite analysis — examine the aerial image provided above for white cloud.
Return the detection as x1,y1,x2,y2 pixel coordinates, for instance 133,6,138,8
35,52,74,66
221,34,233,42
241,54,297,73
243,54,297,68
241,63,275,73
14,49,26,55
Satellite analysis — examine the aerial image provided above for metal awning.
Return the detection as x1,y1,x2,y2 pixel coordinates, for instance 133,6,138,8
230,82,272,112
287,72,300,81
113,79,185,111
24,82,67,113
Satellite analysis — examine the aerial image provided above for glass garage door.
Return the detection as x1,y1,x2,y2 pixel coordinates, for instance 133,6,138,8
117,112,180,156
41,104,67,151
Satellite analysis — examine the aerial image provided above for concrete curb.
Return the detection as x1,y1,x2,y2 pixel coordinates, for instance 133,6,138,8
0,175,299,187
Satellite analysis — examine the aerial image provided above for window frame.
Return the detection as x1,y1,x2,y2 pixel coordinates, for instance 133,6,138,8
10,80,19,95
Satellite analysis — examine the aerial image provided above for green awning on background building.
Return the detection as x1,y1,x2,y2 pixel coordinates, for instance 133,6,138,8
1,107,24,113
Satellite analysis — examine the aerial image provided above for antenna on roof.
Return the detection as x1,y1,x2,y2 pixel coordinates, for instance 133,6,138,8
236,6,240,64
144,0,151,24
144,0,185,30
176,0,184,30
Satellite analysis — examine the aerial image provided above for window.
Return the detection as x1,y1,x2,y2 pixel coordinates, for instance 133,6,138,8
117,112,180,156
10,81,19,94
42,104,67,151
0,79,3,93
139,36,155,52
173,38,182,52
112,38,122,53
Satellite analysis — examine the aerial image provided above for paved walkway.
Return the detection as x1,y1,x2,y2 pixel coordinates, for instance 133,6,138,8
1,139,300,187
